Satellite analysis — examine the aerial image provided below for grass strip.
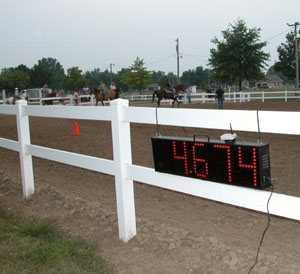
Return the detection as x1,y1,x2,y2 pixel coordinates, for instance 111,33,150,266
0,203,114,274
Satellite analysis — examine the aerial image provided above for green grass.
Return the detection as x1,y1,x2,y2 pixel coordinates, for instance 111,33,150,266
0,204,114,274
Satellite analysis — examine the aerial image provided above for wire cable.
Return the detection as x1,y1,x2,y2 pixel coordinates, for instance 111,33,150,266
248,184,274,274
181,52,208,62
265,29,290,42
155,107,161,137
146,54,176,66
257,110,262,143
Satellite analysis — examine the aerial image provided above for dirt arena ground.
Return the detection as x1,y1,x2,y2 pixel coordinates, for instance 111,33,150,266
0,100,299,274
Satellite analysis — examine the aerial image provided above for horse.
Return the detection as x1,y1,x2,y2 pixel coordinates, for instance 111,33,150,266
152,89,180,107
42,90,57,105
152,83,184,107
174,83,185,94
91,86,121,106
5,90,28,105
206,88,215,99
80,89,91,103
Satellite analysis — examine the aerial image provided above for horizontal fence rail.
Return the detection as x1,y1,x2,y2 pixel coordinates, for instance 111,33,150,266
0,99,300,243
124,107,300,135
123,90,300,104
126,164,300,221
2,90,300,105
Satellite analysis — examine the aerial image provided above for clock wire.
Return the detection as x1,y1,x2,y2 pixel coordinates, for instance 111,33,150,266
257,110,262,143
155,107,161,137
248,183,274,274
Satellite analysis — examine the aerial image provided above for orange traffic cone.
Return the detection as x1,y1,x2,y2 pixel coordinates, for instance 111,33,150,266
74,122,80,135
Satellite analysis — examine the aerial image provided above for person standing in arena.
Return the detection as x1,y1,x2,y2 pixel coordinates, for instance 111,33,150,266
215,85,225,109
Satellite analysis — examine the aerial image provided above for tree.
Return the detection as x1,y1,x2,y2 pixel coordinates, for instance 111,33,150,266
151,70,165,83
274,31,300,81
84,68,102,88
121,57,152,93
0,69,30,92
181,66,211,88
209,19,269,90
62,67,87,91
85,68,114,88
31,57,65,89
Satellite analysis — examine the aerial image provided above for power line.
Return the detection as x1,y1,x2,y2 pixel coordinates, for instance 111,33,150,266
181,52,208,62
265,28,290,41
145,54,176,66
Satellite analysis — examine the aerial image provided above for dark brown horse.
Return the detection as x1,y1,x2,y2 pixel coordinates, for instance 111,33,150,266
206,88,215,99
80,90,91,103
174,83,185,94
91,86,121,106
42,91,57,105
152,84,184,107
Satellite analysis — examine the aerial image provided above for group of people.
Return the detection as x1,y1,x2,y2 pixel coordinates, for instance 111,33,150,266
41,81,119,106
165,78,225,109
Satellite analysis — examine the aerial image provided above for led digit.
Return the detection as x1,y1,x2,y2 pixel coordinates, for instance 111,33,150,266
192,143,208,178
238,147,258,187
213,144,232,183
172,141,188,175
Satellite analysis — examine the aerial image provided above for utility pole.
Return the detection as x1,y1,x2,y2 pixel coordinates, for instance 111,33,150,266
110,63,114,85
287,22,299,94
175,38,180,84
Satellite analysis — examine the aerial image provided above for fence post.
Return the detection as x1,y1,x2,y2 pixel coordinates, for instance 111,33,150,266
233,92,236,102
91,94,94,106
285,90,287,102
110,99,136,242
202,92,205,103
2,90,5,104
262,90,264,102
39,89,42,105
16,100,34,197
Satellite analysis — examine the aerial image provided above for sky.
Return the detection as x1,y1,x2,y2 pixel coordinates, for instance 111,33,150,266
1,0,300,75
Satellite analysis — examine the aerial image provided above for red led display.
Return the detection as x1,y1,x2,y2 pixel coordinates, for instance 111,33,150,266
152,136,271,190
213,144,232,183
238,146,258,188
172,141,188,175
192,143,208,178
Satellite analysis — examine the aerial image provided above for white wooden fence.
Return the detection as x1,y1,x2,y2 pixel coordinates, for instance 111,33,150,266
0,99,300,243
123,90,300,104
2,90,299,105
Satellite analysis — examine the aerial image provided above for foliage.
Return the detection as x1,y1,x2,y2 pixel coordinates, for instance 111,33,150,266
181,66,212,88
267,64,289,83
31,57,65,89
274,31,300,80
0,68,30,92
151,70,165,83
84,68,103,88
158,75,169,88
209,19,269,90
121,57,152,93
62,67,87,91
0,204,114,273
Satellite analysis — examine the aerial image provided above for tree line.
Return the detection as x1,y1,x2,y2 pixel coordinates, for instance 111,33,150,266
0,56,213,94
0,19,298,93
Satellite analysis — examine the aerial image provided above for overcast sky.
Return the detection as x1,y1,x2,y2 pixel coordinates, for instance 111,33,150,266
1,0,299,75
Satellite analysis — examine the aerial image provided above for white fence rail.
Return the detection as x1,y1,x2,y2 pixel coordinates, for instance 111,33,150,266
1,99,300,242
2,90,299,105
123,90,300,104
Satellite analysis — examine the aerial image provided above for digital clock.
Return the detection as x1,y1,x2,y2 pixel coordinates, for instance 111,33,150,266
152,136,271,189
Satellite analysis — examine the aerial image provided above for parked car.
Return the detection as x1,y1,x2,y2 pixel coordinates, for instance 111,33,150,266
261,84,269,89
